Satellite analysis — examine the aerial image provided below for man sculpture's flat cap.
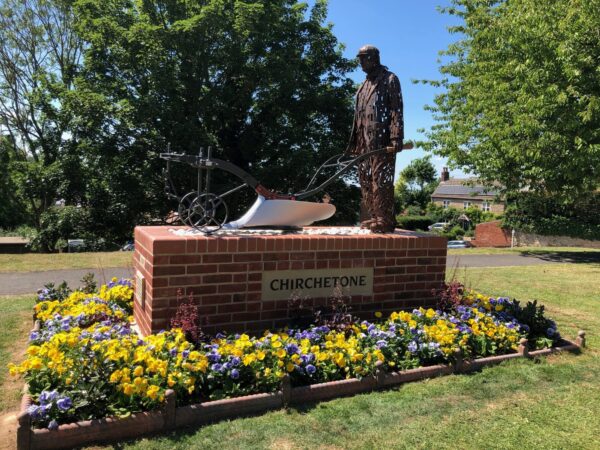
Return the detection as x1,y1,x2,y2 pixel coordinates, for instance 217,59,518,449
357,45,380,57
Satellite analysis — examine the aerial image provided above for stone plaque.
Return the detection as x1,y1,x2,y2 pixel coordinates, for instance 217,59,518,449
135,271,145,309
262,268,373,301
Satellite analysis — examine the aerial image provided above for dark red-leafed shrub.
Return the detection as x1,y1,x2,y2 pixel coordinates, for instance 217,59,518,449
170,289,205,344
433,281,466,312
313,284,357,333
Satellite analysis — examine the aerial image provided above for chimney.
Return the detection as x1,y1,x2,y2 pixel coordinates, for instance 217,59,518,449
441,167,450,182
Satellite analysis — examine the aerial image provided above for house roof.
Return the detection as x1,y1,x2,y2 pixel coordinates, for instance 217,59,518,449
432,178,501,199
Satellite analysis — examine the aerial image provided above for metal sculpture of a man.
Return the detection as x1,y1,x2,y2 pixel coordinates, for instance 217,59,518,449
348,45,403,233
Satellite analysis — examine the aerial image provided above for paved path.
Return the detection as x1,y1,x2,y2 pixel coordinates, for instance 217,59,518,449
448,254,554,268
0,267,133,295
0,252,579,296
450,250,600,268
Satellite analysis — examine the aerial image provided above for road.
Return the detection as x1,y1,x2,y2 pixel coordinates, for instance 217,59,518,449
0,252,582,296
447,253,556,268
0,267,133,296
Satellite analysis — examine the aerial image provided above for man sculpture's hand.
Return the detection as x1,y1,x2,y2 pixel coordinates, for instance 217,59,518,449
386,138,402,153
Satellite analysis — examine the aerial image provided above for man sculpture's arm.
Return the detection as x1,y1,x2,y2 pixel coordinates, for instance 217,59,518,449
345,91,360,155
388,73,404,151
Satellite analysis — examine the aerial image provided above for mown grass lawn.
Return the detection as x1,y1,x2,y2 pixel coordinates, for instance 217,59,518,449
1,263,598,449
0,295,34,414
0,252,133,273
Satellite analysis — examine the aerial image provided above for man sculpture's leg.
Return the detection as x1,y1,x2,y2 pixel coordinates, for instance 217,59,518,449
358,159,375,229
368,153,396,233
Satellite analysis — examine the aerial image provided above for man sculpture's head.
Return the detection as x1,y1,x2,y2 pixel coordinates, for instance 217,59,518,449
357,45,381,74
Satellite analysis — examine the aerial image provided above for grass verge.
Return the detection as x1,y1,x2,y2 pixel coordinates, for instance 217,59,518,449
0,295,35,413
0,252,132,273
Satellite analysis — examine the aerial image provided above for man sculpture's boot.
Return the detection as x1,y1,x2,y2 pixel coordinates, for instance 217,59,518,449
365,217,395,234
360,218,376,230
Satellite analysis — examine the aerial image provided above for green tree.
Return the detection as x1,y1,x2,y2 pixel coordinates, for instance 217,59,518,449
421,0,600,201
70,0,359,234
0,0,83,233
503,191,600,241
0,136,27,228
394,156,439,213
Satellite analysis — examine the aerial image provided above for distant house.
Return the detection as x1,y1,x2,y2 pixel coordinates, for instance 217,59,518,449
431,168,504,213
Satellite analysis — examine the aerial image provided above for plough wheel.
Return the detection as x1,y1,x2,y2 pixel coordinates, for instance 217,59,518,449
178,192,228,233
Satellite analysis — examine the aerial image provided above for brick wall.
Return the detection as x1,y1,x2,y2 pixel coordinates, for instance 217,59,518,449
515,232,600,248
133,227,447,336
473,220,512,247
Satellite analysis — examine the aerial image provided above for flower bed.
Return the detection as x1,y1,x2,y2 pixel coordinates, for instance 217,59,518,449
9,278,585,449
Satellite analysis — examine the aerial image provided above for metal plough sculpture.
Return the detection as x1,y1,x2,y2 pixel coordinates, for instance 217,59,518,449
161,142,412,234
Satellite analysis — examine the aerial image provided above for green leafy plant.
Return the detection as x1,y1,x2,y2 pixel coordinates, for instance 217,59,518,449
396,215,435,231
441,225,465,240
80,273,97,295
36,281,71,303
504,299,560,348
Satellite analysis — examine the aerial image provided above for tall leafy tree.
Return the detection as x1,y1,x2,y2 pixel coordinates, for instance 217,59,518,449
71,0,359,232
421,0,600,201
394,156,439,213
0,0,83,229
0,136,27,228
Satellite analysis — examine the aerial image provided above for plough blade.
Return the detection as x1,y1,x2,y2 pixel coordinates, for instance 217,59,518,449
223,196,335,229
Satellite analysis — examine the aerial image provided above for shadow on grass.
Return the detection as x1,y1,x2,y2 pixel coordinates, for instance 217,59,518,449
518,251,600,264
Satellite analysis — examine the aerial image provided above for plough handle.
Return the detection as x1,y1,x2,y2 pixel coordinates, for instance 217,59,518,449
386,142,414,153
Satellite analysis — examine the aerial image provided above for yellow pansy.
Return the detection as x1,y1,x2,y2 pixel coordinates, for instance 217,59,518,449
243,353,256,366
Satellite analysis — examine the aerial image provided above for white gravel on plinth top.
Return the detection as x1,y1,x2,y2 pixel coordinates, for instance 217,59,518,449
168,227,372,237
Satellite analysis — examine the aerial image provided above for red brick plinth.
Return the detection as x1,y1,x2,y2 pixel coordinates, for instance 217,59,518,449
133,227,447,336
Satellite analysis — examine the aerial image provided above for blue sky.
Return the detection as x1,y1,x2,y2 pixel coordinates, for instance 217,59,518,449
318,0,465,179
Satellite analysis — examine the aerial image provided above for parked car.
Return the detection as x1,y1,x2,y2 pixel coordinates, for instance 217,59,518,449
447,240,473,249
428,222,449,231
121,241,135,251
67,239,86,252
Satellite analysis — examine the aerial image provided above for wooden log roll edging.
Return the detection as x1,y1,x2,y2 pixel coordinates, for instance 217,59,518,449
16,332,586,450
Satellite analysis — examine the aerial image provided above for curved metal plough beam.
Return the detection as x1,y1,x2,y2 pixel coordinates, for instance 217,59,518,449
160,141,413,233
